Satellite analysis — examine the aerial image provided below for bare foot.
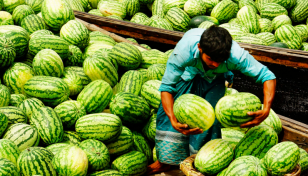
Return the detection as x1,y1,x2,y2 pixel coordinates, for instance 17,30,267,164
146,160,171,175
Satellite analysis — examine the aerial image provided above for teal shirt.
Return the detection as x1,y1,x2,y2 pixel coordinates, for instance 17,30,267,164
159,28,276,94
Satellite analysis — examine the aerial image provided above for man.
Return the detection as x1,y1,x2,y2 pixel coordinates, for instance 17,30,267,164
147,26,276,174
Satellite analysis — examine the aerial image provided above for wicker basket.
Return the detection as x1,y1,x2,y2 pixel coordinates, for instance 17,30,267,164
180,155,301,176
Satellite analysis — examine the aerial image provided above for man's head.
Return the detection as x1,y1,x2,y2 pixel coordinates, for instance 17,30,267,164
198,25,232,69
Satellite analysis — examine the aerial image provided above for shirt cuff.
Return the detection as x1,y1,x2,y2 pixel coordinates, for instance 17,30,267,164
158,83,178,94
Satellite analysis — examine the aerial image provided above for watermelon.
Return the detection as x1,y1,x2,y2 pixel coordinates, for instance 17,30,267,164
234,125,278,159
12,5,34,25
148,15,173,30
255,0,270,12
272,15,292,30
153,147,157,162
165,7,190,32
3,0,25,14
21,14,47,34
3,123,39,151
32,49,64,77
78,0,88,9
25,0,44,13
215,92,262,127
18,98,44,121
111,151,147,176
269,42,289,48
0,113,7,135
140,44,151,50
184,0,207,18
290,0,308,23
106,126,133,156
234,34,266,45
99,1,126,19
0,106,27,124
28,34,70,60
66,0,85,12
203,0,219,14
118,70,143,95
137,68,149,84
62,131,82,145
77,80,113,113
198,21,215,29
239,0,257,12
224,155,267,175
60,20,89,50
88,0,99,8
0,158,19,176
263,141,300,176
75,113,122,143
0,139,20,165
219,23,249,39
109,42,142,70
0,11,14,26
174,94,215,131
62,70,84,96
130,12,150,25
30,29,54,39
64,66,91,86
88,170,122,176
224,87,238,96
260,3,288,20
275,24,302,50
142,113,157,142
79,139,110,171
302,42,308,51
228,18,240,25
140,80,161,109
30,106,64,145
271,0,296,10
30,147,54,161
24,76,70,106
0,85,10,107
3,63,34,95
0,25,30,59
46,143,70,155
195,139,234,175
299,148,308,172
132,131,152,162
83,53,118,87
123,0,140,17
256,32,276,46
41,0,75,32
88,9,104,16
237,6,260,34
9,94,26,107
295,25,308,42
89,31,116,46
140,49,168,68
0,36,15,69
94,48,118,71
211,0,237,23
152,0,164,17
17,147,56,176
147,63,166,81
83,43,113,58
110,92,150,126
52,145,88,176
217,168,228,176
221,127,245,149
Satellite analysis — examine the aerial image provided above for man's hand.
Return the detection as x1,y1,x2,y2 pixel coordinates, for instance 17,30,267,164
171,121,203,136
240,109,270,128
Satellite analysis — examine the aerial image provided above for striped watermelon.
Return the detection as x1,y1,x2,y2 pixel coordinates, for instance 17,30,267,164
260,106,282,134
224,87,238,96
83,43,113,58
88,9,104,16
62,71,84,96
272,15,292,30
46,143,70,155
142,113,156,142
110,92,150,126
219,23,249,39
0,36,15,69
60,20,89,50
111,151,147,176
30,106,64,145
89,31,116,46
141,80,161,109
198,21,215,29
152,0,164,17
211,0,237,23
184,0,207,17
217,168,228,176
66,0,84,12
132,131,152,162
256,32,276,46
263,141,300,176
0,11,14,26
148,15,173,30
77,80,113,113
21,14,47,34
234,34,266,45
0,139,20,165
30,147,54,161
237,6,260,34
203,0,219,14
195,139,234,175
12,5,34,26
290,0,308,23
162,0,186,14
30,29,54,39
118,70,143,95
3,0,25,14
64,66,91,86
239,0,257,12
221,128,244,149
25,0,44,13
0,113,8,137
153,147,157,162
140,44,151,50
272,0,296,10
18,98,44,121
224,156,267,175
52,145,88,176
215,92,262,127
24,76,70,106
106,126,133,156
174,94,215,131
0,25,30,59
79,139,110,171
123,0,140,17
3,63,34,95
75,113,122,143
83,53,118,87
89,0,99,8
32,49,64,77
99,1,126,19
17,147,56,176
41,0,75,32
0,158,19,176
234,125,278,159
260,3,288,20
130,12,150,25
295,25,308,42
299,148,308,172
228,18,240,25
0,106,27,124
275,24,302,50
28,34,70,60
3,123,39,151
165,7,190,32
78,0,88,9
88,170,122,176
0,85,10,107
255,0,270,12
94,48,118,70
62,131,81,145
137,68,149,84
109,42,142,70
147,64,166,81
140,49,168,68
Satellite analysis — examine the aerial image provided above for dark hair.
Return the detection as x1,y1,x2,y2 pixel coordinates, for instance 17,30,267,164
199,25,232,63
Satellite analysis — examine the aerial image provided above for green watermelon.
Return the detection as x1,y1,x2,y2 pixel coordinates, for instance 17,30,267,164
64,45,84,67
260,3,288,20
153,147,157,162
147,64,166,81
224,87,238,96
198,21,215,29
21,14,47,34
62,71,84,96
269,42,289,48
30,29,54,39
12,5,34,26
140,49,168,68
46,143,70,155
79,139,110,171
0,11,14,26
106,126,133,156
0,85,10,107
130,12,150,25
118,70,143,95
215,92,262,127
211,0,237,23
162,0,186,14
0,158,19,176
174,94,215,131
263,141,300,176
98,1,126,19
221,128,244,149
88,170,122,176
148,15,173,30
123,0,140,17
142,113,157,142
75,113,122,143
0,106,27,124
0,113,8,136
256,32,276,46
290,0,308,23
64,66,91,86
228,18,240,25
219,23,249,39
141,80,161,109
3,123,39,151
25,0,44,13
272,15,292,30
275,24,302,50
152,0,164,17
132,131,152,162
271,0,296,10
24,76,70,106
3,0,25,14
165,7,190,32
195,139,234,175
239,0,257,12
234,33,266,45
237,5,260,34
30,147,54,161
258,18,273,32
295,25,308,42
224,155,267,175
111,151,147,176
299,148,308,172
62,131,81,145
203,0,219,14
137,68,149,84
88,9,104,16
0,36,15,69
140,44,151,50
184,0,207,18
66,0,85,12
302,42,308,51
0,139,20,165
18,98,44,121
88,0,99,8
89,31,116,46
83,44,112,59
52,145,88,176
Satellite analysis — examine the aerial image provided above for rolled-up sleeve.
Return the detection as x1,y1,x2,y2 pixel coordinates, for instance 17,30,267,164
228,41,276,84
